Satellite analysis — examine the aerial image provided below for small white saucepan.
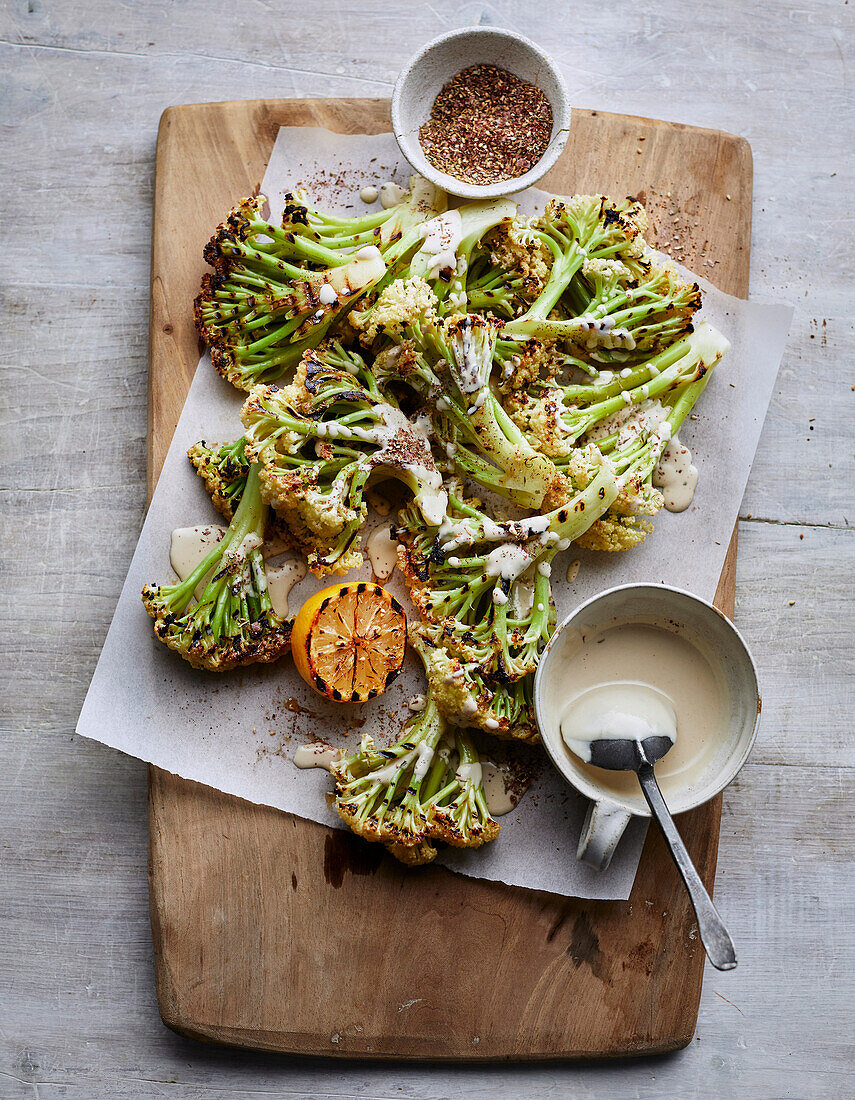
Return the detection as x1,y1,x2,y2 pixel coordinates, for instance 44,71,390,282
534,583,761,870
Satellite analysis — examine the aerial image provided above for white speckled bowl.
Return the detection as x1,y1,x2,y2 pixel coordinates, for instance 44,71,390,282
391,27,571,200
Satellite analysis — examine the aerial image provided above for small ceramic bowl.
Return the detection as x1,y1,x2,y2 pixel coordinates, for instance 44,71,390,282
391,27,571,200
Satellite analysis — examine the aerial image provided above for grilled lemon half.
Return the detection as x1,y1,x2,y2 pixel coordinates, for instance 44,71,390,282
291,581,407,702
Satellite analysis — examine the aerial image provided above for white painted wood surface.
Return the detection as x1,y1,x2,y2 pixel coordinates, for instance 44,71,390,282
1,0,852,1095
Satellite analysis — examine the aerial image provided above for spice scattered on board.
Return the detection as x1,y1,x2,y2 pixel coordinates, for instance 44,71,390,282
419,64,553,185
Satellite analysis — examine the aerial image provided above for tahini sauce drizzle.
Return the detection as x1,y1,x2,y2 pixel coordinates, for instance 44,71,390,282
293,741,341,770
379,181,407,208
414,209,463,281
265,559,307,618
481,761,518,816
366,525,398,581
653,434,699,512
455,761,517,816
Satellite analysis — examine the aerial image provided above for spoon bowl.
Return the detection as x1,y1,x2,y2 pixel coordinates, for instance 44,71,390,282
586,734,675,772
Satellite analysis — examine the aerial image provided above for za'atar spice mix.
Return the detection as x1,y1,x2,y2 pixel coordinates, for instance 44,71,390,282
419,63,553,185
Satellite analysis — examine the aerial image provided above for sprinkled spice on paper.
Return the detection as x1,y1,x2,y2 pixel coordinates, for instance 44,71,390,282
419,64,553,185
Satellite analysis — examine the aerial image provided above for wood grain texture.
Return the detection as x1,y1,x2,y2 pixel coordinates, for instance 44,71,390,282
147,97,747,1059
3,0,853,1094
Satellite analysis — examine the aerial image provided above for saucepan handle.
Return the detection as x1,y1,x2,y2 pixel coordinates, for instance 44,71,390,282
576,799,633,870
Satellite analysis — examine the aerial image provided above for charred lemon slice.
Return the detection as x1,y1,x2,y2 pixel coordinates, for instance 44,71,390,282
291,582,407,702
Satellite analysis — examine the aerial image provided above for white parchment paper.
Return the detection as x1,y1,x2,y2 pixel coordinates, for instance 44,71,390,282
76,128,792,899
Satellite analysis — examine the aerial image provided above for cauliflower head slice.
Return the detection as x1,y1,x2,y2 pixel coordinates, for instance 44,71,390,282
503,384,575,459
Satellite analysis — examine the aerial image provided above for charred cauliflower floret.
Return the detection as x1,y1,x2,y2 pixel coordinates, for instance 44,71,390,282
429,727,501,848
502,198,702,359
194,181,450,391
495,337,568,394
194,196,392,391
187,436,294,547
487,216,553,300
187,437,249,520
410,624,539,743
539,443,613,510
241,343,446,576
503,384,575,459
576,512,655,552
329,632,500,863
612,477,665,518
394,466,617,685
141,464,291,671
579,256,634,299
351,275,439,345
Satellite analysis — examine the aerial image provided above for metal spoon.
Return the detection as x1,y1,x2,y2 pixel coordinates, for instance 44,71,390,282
586,732,737,971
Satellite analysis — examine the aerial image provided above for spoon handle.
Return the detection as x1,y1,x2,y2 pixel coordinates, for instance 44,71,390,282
636,763,737,972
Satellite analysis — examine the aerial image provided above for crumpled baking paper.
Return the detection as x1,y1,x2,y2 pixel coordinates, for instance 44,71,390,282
77,128,792,899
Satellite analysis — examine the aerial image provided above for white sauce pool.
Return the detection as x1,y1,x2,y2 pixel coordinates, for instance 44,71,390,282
481,761,518,817
265,559,307,618
293,741,341,770
379,181,407,208
170,524,228,596
455,761,517,816
653,434,699,512
366,524,398,581
359,185,379,204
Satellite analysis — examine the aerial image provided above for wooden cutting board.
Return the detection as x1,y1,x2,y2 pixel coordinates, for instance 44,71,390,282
147,98,750,1059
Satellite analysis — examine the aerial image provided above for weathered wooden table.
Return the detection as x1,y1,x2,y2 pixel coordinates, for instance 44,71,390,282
2,1,853,1096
